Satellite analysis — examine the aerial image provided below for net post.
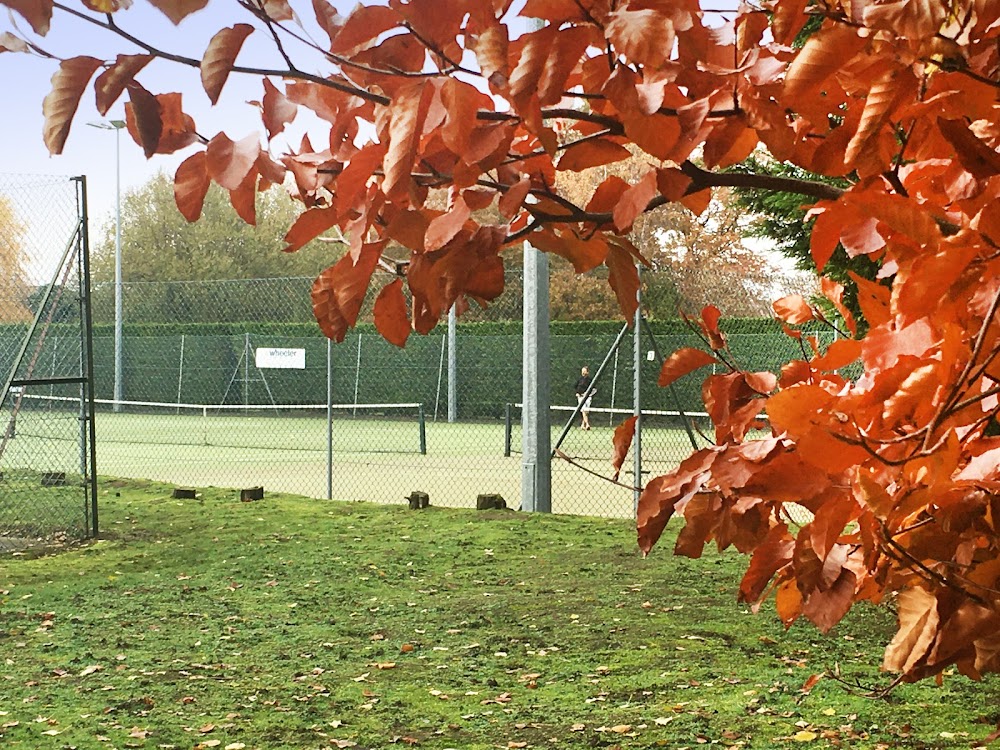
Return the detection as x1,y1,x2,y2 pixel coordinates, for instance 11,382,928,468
504,402,512,457
418,403,427,455
327,337,333,500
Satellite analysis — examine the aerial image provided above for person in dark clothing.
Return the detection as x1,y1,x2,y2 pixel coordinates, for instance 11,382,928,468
575,366,594,430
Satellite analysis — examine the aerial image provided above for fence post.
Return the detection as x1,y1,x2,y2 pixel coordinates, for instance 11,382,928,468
521,240,551,513
176,333,185,410
418,404,427,455
504,402,512,457
327,337,333,500
447,305,457,422
353,333,362,417
633,266,642,515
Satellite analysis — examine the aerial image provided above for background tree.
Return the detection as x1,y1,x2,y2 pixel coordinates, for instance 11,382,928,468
731,157,879,329
7,0,1000,684
0,195,32,324
91,172,337,283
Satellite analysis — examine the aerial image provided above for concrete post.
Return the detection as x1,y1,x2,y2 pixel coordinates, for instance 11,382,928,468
521,241,551,513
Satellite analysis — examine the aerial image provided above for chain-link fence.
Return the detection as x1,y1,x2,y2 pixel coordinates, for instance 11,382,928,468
78,261,817,517
0,174,97,553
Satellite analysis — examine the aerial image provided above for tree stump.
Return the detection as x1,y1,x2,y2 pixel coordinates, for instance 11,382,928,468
240,486,264,502
172,488,197,499
477,494,507,510
407,491,430,510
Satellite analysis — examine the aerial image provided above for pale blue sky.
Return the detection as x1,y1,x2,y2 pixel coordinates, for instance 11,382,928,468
1,1,357,232
1,1,742,242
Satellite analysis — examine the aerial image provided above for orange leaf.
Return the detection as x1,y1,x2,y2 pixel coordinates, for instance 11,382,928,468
283,206,338,253
228,167,257,226
808,208,841,271
658,348,717,388
147,0,210,24
94,54,152,116
783,23,866,99
613,169,658,232
499,176,531,219
125,89,198,157
374,279,411,348
425,197,471,251
42,56,102,155
383,84,431,199
441,79,482,155
472,21,509,88
882,587,939,675
206,132,260,191
124,81,163,158
330,4,399,55
312,242,383,343
606,241,639,320
820,278,856,335
311,0,342,45
775,578,803,626
937,117,1000,180
557,138,632,172
2,0,53,34
611,416,637,482
528,230,608,274
773,294,813,325
0,31,28,53
701,305,725,349
606,6,678,69
845,66,915,166
637,449,717,555
261,79,297,139
810,338,861,371
174,151,210,222
739,526,795,604
201,24,254,105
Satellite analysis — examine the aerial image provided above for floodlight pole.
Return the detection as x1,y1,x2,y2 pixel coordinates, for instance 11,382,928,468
88,119,126,412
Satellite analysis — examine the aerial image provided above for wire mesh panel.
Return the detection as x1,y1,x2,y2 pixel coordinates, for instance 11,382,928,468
79,261,821,517
0,174,95,552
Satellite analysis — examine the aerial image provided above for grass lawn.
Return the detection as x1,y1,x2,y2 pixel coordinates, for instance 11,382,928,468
1,481,997,750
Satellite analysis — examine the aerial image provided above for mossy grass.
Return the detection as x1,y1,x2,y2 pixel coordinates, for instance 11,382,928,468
1,481,996,749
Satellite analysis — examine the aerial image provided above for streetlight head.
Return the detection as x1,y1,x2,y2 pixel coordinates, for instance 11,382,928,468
87,119,126,130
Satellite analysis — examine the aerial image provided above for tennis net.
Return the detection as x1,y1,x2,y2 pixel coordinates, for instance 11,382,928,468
14,394,427,455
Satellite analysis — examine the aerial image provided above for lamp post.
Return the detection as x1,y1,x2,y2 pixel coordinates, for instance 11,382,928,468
88,119,126,411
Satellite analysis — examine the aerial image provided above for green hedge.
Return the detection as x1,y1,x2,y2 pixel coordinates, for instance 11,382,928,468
5,317,829,420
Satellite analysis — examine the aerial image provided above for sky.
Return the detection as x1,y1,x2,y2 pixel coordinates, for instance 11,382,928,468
0,0,747,269
0,1,358,234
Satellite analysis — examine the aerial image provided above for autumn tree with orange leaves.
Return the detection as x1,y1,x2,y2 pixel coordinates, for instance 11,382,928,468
5,0,1000,683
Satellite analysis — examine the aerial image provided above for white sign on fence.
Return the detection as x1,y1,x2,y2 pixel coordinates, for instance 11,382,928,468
255,347,306,370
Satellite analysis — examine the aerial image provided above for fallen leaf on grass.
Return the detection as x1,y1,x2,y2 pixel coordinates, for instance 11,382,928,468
792,730,817,742
570,723,585,732
79,664,102,676
352,673,370,682
481,693,512,705
400,644,414,653
41,729,61,735
225,744,246,750
508,743,528,748
654,717,674,725
800,674,821,693
375,662,396,670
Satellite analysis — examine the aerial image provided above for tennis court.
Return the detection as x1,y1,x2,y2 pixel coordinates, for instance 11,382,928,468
7,397,699,518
